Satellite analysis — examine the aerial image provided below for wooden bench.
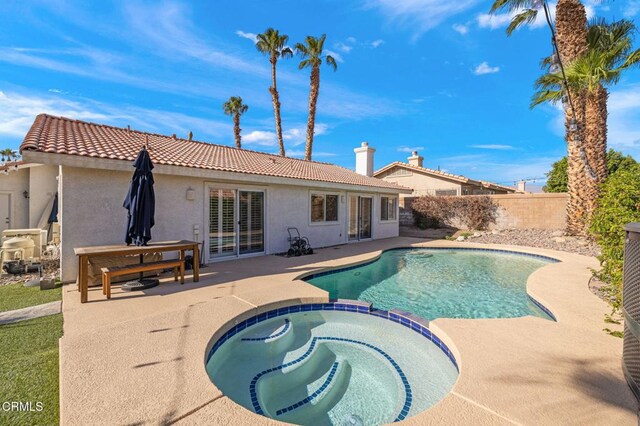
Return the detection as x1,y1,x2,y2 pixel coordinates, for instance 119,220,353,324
101,259,185,299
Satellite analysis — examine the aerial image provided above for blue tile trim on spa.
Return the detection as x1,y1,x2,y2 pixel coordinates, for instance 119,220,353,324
207,302,459,373
253,337,412,421
300,246,560,281
275,361,340,416
241,319,290,341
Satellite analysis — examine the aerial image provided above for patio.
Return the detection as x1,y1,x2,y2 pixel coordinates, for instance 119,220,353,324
59,237,638,425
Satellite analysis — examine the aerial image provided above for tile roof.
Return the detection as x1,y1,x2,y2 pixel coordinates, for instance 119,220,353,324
20,114,409,192
374,161,515,192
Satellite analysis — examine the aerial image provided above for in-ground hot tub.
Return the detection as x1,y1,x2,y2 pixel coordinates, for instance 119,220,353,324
206,302,458,425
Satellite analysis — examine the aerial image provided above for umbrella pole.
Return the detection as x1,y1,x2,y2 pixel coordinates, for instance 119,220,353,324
139,253,143,281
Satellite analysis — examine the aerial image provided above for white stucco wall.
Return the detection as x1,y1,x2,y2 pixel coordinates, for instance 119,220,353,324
28,165,59,227
0,167,30,230
58,166,400,282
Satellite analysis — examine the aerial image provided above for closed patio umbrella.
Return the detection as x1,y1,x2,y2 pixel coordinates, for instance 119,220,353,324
124,147,155,246
122,146,158,290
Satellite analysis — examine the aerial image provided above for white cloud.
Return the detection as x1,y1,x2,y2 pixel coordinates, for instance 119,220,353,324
452,24,469,35
469,144,514,150
0,90,230,142
370,39,385,48
334,42,353,53
624,1,640,17
235,30,258,43
365,0,481,39
0,91,107,137
473,62,500,75
243,124,329,147
324,50,344,63
346,37,357,44
397,146,424,153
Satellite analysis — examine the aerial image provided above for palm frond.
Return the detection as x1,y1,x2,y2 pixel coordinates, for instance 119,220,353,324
506,9,538,36
325,55,338,71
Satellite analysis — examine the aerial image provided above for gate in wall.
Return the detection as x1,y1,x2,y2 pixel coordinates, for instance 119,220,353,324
623,223,640,402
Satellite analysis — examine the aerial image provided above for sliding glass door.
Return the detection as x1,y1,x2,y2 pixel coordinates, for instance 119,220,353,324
238,191,264,254
209,187,265,259
348,195,373,241
209,188,237,258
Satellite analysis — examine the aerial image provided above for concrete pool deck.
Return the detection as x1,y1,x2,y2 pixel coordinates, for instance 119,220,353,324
58,238,639,425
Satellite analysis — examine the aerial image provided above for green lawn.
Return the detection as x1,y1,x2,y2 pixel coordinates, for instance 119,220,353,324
0,314,63,426
0,282,62,313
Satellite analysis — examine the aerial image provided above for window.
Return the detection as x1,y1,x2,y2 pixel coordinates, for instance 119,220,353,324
435,190,458,197
380,196,397,221
311,194,339,222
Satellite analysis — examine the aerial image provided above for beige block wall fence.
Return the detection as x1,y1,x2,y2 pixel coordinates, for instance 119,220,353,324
401,193,569,230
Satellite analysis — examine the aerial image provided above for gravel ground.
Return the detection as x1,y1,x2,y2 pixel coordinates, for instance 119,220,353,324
0,257,60,287
461,229,601,258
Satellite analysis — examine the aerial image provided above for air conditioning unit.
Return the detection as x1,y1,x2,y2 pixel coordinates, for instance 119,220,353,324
1,229,48,259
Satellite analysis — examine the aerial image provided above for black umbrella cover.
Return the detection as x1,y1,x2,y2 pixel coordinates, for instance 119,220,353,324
123,148,155,246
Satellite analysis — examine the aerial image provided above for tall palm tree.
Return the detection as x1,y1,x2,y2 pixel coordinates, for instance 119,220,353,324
490,0,590,234
256,28,293,157
222,96,249,149
295,34,337,161
532,19,640,221
1,148,18,162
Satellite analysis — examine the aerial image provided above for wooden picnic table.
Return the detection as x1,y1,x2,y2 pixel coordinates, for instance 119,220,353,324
74,240,200,303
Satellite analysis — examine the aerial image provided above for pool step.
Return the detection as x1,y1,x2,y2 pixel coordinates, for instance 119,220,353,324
260,350,352,421
240,318,295,354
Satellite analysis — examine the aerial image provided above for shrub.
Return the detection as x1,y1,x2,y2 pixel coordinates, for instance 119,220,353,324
411,195,498,230
590,164,640,311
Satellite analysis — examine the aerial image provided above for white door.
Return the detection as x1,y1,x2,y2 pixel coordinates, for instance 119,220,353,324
348,195,373,241
0,194,9,233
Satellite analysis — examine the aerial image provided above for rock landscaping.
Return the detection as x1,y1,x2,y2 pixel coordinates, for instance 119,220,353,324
460,229,600,257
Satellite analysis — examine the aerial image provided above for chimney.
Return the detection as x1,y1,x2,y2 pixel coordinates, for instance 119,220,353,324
408,151,423,168
354,142,375,177
517,180,527,193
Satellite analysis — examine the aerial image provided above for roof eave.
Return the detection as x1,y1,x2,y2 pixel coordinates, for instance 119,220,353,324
23,151,411,194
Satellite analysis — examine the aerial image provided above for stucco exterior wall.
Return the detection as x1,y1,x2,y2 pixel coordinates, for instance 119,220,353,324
0,167,29,230
378,169,462,196
28,165,59,227
59,166,400,282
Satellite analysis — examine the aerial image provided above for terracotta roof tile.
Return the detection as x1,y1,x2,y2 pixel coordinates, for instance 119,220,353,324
20,114,409,192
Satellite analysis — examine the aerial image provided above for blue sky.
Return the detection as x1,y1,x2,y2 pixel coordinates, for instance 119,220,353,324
1,0,639,187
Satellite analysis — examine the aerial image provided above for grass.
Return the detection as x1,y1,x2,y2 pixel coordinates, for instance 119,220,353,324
0,282,62,313
0,314,63,426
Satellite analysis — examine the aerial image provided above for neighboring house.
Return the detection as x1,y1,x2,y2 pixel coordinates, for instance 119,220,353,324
374,151,516,203
18,114,411,282
0,161,58,233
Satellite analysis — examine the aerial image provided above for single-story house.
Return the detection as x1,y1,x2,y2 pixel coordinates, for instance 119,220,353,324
374,151,517,203
16,114,410,282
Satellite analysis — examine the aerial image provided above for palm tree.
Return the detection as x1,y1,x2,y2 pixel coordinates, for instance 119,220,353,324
490,0,590,234
295,34,337,161
1,148,18,163
222,96,249,149
532,19,640,222
256,28,293,157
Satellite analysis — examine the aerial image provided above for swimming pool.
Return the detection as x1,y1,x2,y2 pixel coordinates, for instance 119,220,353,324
304,248,556,321
206,304,458,425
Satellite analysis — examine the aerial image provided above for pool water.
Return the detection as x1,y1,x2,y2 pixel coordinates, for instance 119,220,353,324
305,249,553,321
207,310,458,425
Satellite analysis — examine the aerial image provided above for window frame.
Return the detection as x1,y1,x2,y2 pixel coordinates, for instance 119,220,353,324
310,192,340,224
380,195,398,222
